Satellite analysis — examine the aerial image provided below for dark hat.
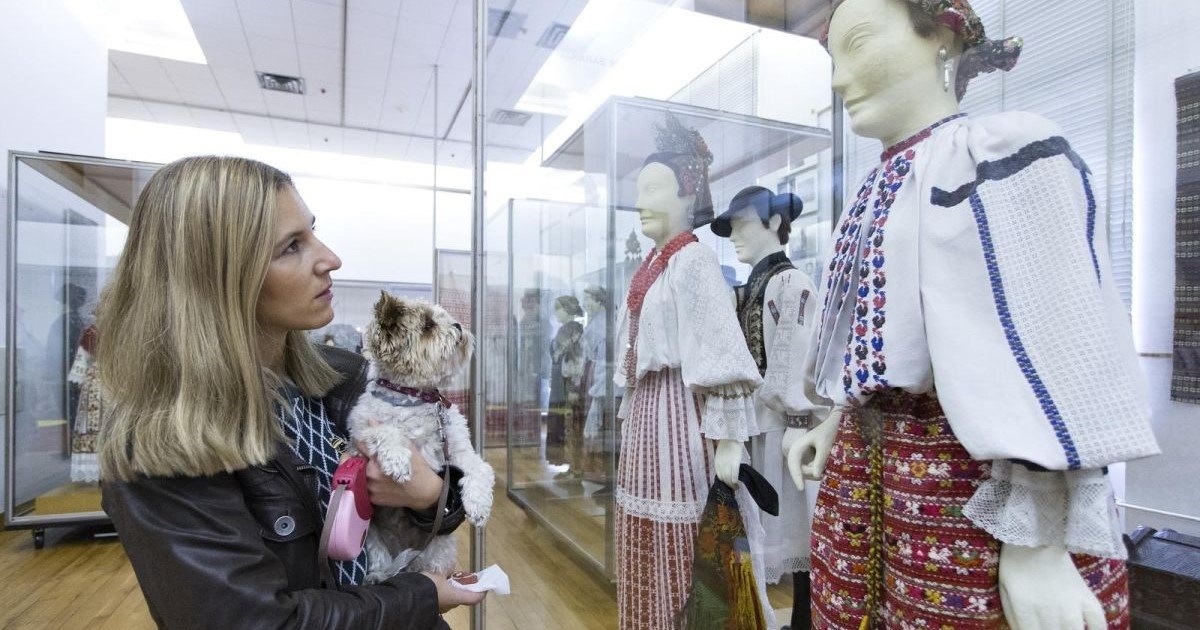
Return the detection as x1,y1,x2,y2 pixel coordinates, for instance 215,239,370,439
711,186,802,238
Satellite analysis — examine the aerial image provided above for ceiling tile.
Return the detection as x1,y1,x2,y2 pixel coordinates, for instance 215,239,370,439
352,0,402,17
399,0,455,26
177,89,230,109
393,20,445,65
293,0,342,26
298,44,342,76
342,128,378,154
145,102,196,126
263,90,308,118
308,123,344,152
347,9,399,42
376,132,410,159
107,97,154,121
187,107,240,133
237,0,291,18
248,36,301,75
242,10,297,41
232,112,277,143
294,19,341,49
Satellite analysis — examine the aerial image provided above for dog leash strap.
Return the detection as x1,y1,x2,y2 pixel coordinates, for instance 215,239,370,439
394,404,454,573
317,484,347,587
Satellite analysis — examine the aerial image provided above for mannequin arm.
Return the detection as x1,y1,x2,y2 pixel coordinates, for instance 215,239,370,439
998,543,1106,630
714,439,743,487
784,407,843,492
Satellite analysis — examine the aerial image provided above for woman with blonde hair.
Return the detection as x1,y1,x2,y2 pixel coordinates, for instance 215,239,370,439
98,155,482,629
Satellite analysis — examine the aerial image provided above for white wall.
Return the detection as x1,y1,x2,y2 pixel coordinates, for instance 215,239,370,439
1128,0,1200,536
0,0,108,514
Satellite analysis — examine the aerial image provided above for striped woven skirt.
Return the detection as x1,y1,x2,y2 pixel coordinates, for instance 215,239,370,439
616,367,713,630
810,392,1129,629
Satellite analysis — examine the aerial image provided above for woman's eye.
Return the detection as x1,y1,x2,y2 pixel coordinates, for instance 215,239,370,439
284,240,300,254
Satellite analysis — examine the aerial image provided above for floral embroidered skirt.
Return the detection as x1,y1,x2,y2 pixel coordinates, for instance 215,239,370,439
810,392,1129,629
616,367,713,630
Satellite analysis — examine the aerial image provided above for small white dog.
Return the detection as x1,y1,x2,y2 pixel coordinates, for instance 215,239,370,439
349,292,494,581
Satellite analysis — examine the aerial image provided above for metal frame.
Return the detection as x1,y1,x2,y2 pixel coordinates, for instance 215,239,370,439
4,150,159,532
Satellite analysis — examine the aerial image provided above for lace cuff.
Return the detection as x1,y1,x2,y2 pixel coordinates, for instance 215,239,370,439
699,382,759,441
963,460,1126,559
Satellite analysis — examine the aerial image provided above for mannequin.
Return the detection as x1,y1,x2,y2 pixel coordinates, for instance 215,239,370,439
787,0,1159,628
712,186,822,630
517,289,550,446
613,114,767,629
547,295,585,471
580,285,611,483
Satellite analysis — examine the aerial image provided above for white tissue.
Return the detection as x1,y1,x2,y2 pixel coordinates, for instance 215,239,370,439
449,564,510,595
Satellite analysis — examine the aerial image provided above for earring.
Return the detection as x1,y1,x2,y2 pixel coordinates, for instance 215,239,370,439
938,46,952,93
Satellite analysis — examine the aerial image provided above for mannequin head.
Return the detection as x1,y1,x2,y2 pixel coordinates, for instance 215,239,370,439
582,285,608,316
828,0,961,146
713,186,801,265
635,162,694,249
553,295,582,324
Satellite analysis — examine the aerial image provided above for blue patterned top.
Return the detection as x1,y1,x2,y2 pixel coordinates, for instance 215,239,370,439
277,387,369,586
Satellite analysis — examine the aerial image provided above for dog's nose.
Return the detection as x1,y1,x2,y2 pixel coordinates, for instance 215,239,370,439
452,322,462,332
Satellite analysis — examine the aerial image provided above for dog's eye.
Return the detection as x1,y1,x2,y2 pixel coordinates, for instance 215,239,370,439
423,318,436,332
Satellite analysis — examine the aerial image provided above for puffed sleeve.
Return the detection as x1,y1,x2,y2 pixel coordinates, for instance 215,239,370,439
758,269,825,420
672,243,763,441
920,112,1158,558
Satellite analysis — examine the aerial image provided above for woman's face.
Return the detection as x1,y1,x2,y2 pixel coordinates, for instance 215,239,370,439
256,185,342,338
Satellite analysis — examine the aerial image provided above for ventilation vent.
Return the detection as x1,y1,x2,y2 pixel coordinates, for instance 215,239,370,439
489,108,532,126
488,9,526,38
256,71,305,95
537,23,570,49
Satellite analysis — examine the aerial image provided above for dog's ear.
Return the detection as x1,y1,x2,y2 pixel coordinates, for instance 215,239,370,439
374,291,406,331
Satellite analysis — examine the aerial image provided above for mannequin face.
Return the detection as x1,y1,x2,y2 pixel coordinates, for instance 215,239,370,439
553,303,573,324
582,293,601,315
829,0,959,146
728,210,785,265
635,162,693,247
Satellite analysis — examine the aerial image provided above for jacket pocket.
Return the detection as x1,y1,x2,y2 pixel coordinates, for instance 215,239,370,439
237,465,319,542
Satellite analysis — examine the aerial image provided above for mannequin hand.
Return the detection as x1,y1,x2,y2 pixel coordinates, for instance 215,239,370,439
781,427,807,458
785,407,842,492
999,544,1106,630
714,439,743,488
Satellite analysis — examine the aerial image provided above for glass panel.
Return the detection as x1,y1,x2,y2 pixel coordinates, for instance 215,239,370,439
7,154,157,522
480,4,836,624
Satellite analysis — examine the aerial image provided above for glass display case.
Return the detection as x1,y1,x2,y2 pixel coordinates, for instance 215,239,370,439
4,151,160,547
487,96,832,577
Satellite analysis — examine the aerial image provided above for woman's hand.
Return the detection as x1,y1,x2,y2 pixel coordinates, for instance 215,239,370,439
356,442,443,510
422,571,487,613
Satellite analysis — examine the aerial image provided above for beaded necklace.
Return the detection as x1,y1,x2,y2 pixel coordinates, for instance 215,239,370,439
623,231,698,384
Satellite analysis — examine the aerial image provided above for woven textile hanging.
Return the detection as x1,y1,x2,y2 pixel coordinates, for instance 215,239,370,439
1172,70,1200,403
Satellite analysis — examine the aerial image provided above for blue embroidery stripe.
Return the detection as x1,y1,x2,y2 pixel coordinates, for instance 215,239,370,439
931,137,1090,208
1081,171,1101,284
968,192,1081,469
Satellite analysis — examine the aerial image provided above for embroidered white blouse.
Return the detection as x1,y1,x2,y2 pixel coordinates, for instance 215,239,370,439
614,240,763,441
805,112,1160,558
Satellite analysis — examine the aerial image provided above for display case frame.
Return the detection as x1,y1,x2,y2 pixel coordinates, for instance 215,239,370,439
492,96,832,579
4,151,160,547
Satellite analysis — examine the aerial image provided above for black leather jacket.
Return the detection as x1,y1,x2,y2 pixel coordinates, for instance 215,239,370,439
102,347,454,629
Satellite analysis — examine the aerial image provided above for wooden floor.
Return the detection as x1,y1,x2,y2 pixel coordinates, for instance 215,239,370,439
0,446,793,629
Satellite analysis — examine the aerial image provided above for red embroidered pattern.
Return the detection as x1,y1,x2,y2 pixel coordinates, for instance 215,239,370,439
623,231,699,384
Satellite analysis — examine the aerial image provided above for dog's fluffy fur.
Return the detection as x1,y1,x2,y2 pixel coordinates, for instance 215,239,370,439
349,292,494,581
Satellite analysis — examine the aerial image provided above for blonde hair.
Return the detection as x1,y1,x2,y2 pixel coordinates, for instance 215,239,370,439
96,156,339,481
